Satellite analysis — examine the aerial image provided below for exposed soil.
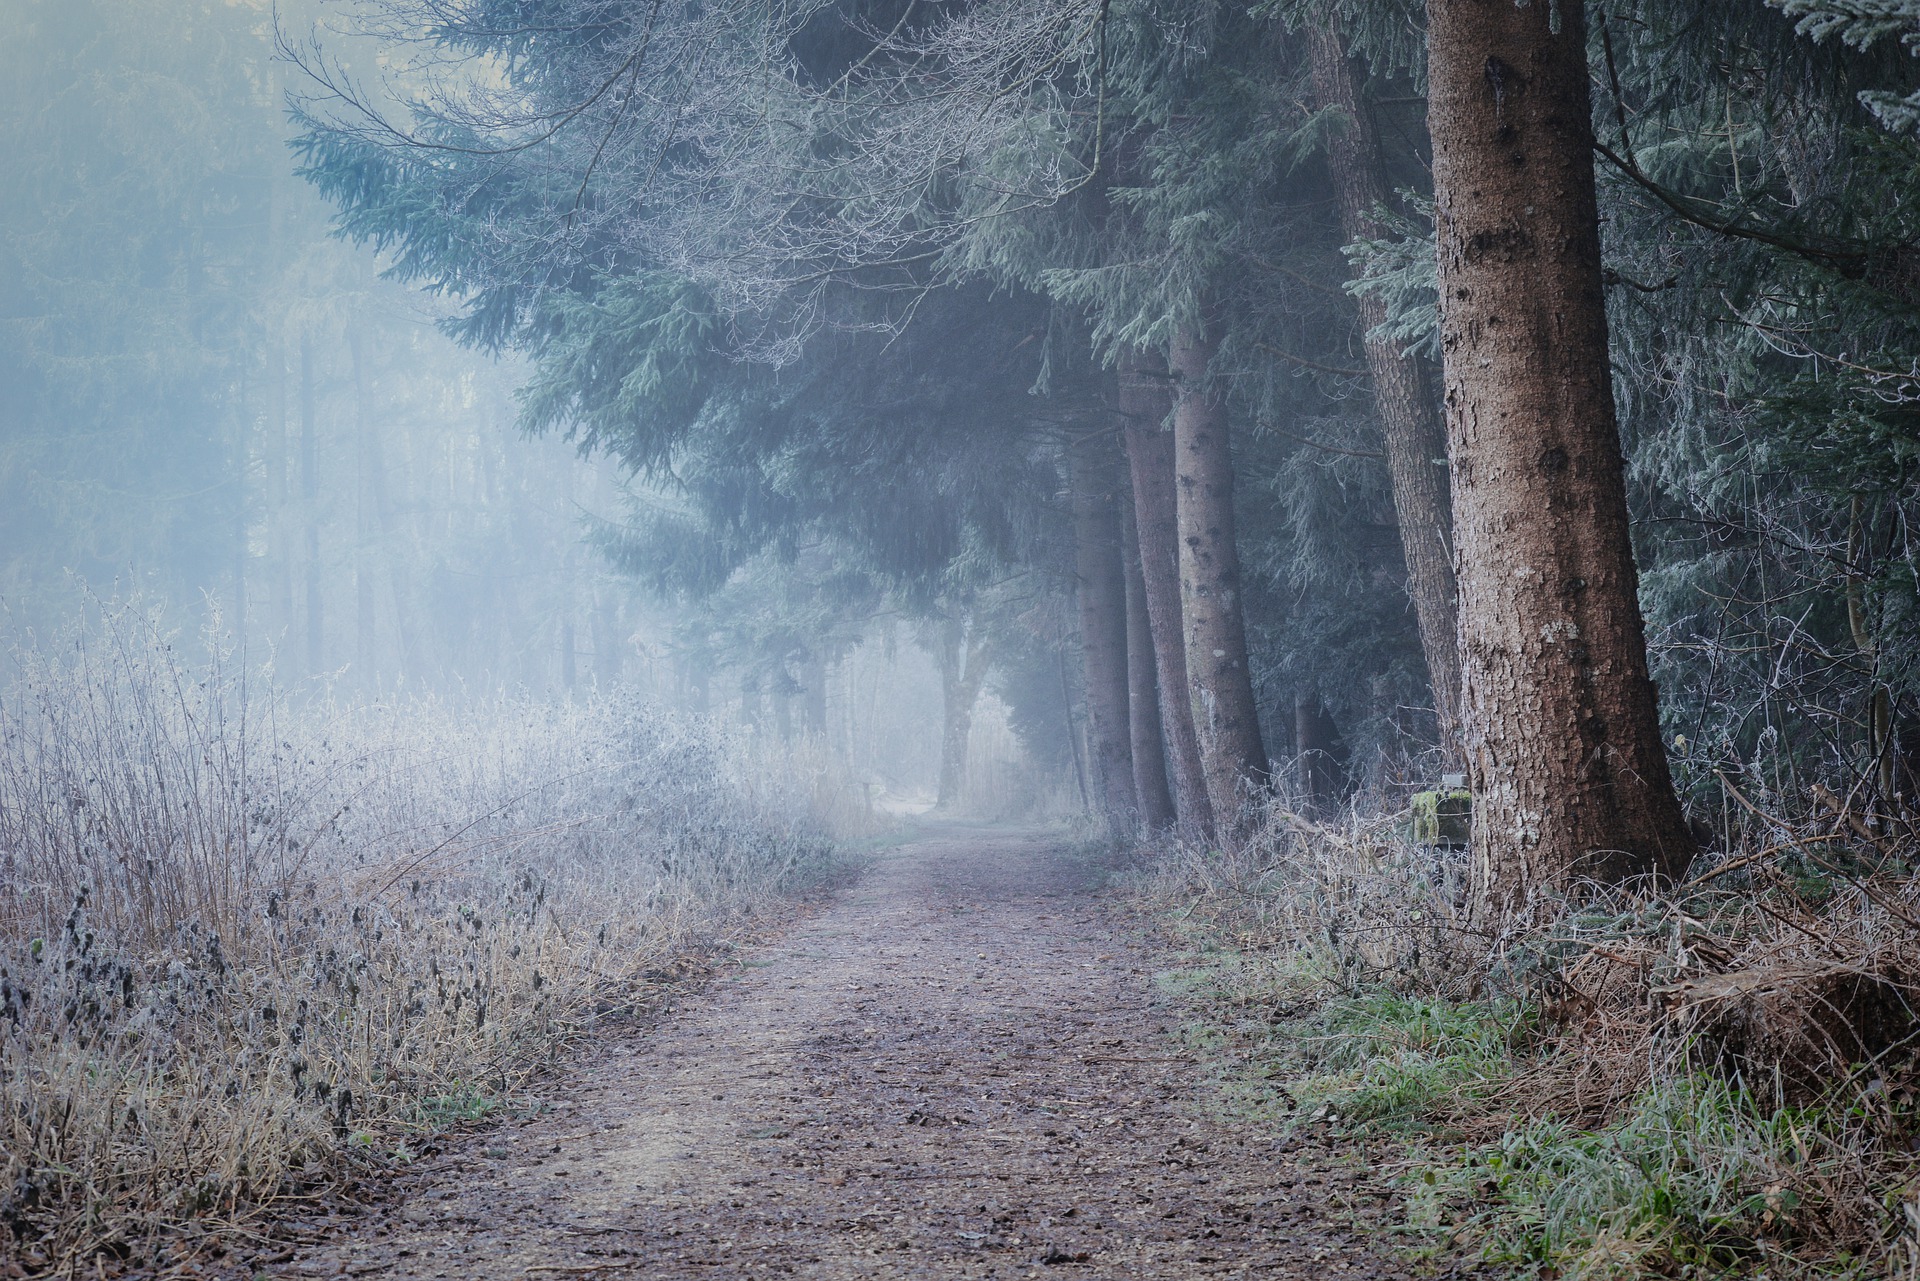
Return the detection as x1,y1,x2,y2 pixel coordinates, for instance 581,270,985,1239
276,824,1420,1280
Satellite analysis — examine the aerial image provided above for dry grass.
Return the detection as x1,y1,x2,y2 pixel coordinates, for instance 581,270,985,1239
1127,793,1920,1278
0,607,840,1272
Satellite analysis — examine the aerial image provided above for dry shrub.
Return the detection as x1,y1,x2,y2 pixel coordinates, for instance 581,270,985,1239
1130,801,1480,997
1129,792,1920,1274
0,607,835,1271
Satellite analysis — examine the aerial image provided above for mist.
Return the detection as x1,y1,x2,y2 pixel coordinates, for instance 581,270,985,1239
19,2,1920,1273
0,0,1062,823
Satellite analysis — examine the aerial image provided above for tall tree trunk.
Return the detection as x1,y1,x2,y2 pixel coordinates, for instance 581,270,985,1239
591,589,624,688
1427,0,1693,910
1070,426,1139,822
1122,484,1176,829
1059,651,1092,813
1120,349,1215,836
935,610,993,810
268,319,294,651
299,329,323,678
1307,25,1463,753
1845,495,1897,805
802,650,828,736
560,456,578,697
685,645,712,716
349,323,419,686
591,466,625,689
1293,694,1345,813
349,327,376,680
774,682,794,743
1170,322,1268,834
232,365,250,657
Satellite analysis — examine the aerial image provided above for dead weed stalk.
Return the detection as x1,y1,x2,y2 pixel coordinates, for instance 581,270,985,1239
0,607,837,1272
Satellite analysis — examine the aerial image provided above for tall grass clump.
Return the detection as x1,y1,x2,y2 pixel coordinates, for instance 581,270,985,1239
1128,794,1920,1278
0,606,835,1271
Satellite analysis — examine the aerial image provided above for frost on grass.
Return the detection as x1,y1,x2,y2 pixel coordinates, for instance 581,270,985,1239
1128,798,1920,1279
0,607,835,1267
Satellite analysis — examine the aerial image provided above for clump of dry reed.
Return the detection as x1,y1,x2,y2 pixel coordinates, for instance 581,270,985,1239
0,607,834,1272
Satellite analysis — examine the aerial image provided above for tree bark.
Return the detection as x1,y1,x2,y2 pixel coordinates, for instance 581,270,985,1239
1427,0,1694,910
232,365,250,657
935,609,993,811
1293,694,1345,813
268,319,294,650
1059,651,1092,814
1121,349,1215,837
1306,25,1463,753
1070,426,1140,823
591,589,624,688
349,322,419,687
298,328,323,678
1122,481,1176,828
1170,323,1268,834
348,326,377,680
801,650,828,736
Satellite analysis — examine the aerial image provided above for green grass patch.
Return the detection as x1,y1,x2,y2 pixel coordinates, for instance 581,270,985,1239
1154,936,1897,1278
411,1085,503,1128
1284,992,1528,1128
1417,1077,1868,1279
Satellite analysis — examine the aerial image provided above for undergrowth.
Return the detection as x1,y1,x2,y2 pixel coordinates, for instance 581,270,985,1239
1129,801,1920,1279
0,606,848,1273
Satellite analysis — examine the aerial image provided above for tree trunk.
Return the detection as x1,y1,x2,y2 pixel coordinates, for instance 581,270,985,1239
1427,0,1694,910
1069,426,1139,823
685,645,712,715
1120,349,1215,837
591,588,624,688
1170,323,1268,835
1122,483,1176,828
1293,694,1345,813
268,319,294,650
935,610,993,810
591,466,625,689
803,651,828,736
774,682,793,743
1060,651,1092,813
349,327,377,681
1306,25,1463,754
299,329,323,678
1845,495,1897,806
349,323,419,687
232,365,250,657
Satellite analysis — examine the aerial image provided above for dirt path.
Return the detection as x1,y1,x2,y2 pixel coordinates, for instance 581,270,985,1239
281,825,1416,1280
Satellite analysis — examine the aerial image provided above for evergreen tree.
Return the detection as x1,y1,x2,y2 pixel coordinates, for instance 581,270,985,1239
1426,0,1693,910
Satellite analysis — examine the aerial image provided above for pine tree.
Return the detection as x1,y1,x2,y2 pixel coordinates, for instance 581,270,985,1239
1426,0,1694,908
1120,348,1214,833
1069,422,1141,821
1305,22,1462,752
1172,318,1270,829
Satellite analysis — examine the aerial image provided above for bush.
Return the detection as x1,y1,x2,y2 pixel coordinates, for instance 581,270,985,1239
0,606,835,1269
1126,794,1920,1278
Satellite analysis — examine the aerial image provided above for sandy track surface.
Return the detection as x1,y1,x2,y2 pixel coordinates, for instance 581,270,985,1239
281,824,1415,1280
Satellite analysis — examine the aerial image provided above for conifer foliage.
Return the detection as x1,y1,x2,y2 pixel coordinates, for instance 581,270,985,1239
296,0,1920,909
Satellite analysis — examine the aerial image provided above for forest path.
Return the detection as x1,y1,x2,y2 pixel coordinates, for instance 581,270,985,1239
281,824,1414,1280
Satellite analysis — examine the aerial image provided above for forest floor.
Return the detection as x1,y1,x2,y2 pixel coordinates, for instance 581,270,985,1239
265,823,1427,1280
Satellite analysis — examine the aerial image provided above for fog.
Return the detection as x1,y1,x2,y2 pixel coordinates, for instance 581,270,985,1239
0,0,1064,822
16,2,1920,1270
